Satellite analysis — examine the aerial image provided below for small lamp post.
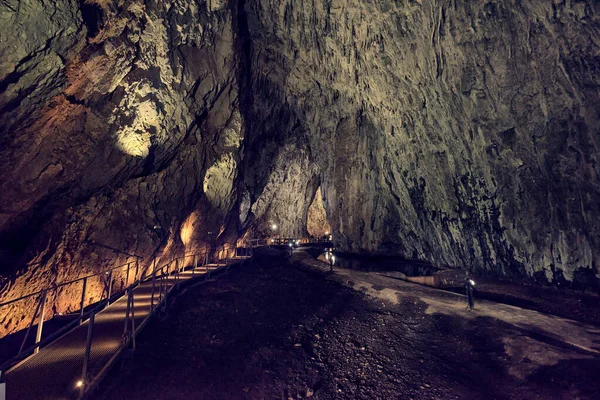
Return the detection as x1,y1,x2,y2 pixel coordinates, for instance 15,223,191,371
328,251,335,272
270,223,278,244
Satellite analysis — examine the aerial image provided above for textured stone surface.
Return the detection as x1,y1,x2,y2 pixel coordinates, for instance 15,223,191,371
307,187,331,238
0,0,599,336
0,0,245,335
242,0,600,289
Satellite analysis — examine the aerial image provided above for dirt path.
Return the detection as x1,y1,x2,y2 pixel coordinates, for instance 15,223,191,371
92,249,600,400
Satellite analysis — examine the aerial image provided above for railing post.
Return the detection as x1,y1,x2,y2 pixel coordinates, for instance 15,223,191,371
18,294,44,355
106,271,113,306
0,370,5,400
134,259,140,285
161,272,168,311
125,262,131,289
79,313,95,399
123,289,130,339
159,271,164,303
130,290,136,350
192,255,197,276
34,291,47,354
150,259,157,310
79,277,87,325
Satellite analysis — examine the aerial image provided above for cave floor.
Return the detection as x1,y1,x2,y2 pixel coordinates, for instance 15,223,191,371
91,248,600,400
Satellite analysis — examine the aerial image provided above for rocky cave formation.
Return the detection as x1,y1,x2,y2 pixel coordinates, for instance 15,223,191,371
0,0,599,335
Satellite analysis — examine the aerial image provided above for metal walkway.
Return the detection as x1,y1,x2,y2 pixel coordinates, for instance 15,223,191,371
3,258,248,400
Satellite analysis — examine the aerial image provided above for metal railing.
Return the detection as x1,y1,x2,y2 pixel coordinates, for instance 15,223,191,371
0,237,333,399
0,243,249,378
246,237,332,247
0,258,143,369
74,243,249,398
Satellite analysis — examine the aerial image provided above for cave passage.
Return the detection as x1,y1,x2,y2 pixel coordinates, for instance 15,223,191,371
78,0,104,38
1,0,600,399
91,247,600,400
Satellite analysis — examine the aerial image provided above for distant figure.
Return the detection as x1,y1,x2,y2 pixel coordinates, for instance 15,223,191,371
465,276,475,310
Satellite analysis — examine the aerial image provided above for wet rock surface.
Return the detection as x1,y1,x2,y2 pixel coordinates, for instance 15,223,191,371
92,250,600,400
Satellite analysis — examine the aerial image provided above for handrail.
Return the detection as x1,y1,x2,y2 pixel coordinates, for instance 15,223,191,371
0,242,241,307
85,241,144,259
0,241,259,399
0,259,139,308
0,244,242,372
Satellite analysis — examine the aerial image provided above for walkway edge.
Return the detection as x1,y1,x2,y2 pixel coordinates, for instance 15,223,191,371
294,252,600,356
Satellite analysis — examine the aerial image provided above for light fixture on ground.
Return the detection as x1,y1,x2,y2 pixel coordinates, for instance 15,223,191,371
326,249,335,272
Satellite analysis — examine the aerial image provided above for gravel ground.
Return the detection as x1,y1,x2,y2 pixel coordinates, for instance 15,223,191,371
92,249,600,400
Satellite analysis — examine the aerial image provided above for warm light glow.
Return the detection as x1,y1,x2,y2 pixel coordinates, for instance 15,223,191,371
271,224,277,230
271,239,275,243
180,212,199,247
325,231,330,235
331,255,336,264
204,154,236,208
76,380,84,388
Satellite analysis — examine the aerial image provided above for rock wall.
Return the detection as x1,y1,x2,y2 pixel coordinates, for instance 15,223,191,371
0,0,599,336
242,0,600,289
307,187,331,238
0,0,247,336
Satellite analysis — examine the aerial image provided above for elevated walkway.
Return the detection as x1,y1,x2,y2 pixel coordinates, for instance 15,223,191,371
2,255,250,400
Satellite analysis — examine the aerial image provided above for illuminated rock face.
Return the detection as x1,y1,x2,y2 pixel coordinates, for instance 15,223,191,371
307,188,331,238
0,0,599,334
0,0,245,335
238,0,600,289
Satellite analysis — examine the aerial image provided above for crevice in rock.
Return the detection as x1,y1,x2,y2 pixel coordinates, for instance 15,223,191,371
78,0,104,38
